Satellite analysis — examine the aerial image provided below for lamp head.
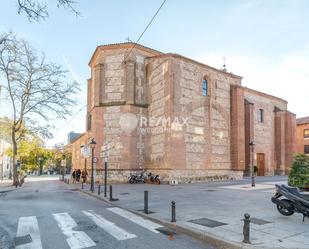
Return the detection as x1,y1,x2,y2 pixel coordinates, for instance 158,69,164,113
89,138,96,149
249,141,255,146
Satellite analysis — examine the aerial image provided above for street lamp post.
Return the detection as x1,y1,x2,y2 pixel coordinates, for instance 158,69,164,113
80,145,87,173
89,138,96,192
249,141,256,187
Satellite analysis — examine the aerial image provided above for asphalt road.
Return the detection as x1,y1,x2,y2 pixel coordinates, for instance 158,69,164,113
0,178,215,249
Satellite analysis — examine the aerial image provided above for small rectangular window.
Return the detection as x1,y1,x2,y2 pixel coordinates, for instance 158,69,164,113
304,129,309,138
304,145,309,154
259,109,264,123
202,79,208,96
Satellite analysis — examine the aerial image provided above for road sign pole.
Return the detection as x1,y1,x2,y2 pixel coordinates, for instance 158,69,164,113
104,158,107,197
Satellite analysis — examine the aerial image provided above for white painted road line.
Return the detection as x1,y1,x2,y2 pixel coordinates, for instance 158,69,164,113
53,212,96,249
107,207,163,234
83,210,136,240
16,216,43,249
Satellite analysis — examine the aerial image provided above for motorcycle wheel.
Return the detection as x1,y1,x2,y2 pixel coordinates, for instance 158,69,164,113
129,178,135,184
277,199,294,216
156,178,160,185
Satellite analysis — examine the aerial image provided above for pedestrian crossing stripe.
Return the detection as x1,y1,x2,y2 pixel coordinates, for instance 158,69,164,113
107,207,163,234
53,212,96,249
14,208,163,249
83,210,136,240
16,216,42,249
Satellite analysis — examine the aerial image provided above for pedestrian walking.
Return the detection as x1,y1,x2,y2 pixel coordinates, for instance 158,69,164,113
76,169,81,182
72,169,76,184
81,169,88,183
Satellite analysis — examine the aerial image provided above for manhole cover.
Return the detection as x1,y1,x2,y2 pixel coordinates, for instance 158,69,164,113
0,190,14,194
119,193,130,195
189,218,227,228
156,227,176,236
251,218,272,225
14,234,32,246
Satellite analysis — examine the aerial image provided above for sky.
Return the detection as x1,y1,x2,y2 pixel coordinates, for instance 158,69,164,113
0,0,308,147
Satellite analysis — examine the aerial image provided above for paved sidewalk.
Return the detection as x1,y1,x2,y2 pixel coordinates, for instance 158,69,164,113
68,176,309,249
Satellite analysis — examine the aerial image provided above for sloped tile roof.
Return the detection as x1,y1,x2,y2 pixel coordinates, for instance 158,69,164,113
296,116,309,125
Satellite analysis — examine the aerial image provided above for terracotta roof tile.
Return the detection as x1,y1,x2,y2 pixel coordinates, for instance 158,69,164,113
296,116,309,125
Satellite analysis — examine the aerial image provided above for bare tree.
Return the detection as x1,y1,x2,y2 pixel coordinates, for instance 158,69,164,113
0,32,79,186
16,0,80,21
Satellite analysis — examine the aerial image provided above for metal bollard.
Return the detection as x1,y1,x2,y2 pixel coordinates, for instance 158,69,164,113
98,185,101,195
144,190,149,214
242,213,251,244
171,201,176,222
109,185,119,201
109,185,112,200
81,182,84,189
67,179,69,184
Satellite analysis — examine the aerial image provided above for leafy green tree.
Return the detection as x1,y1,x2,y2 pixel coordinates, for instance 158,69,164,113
288,154,309,188
5,135,53,173
51,144,72,174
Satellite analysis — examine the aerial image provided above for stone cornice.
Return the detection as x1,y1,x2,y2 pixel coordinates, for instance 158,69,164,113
88,42,163,67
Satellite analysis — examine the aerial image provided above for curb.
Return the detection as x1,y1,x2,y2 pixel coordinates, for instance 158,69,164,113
74,187,245,249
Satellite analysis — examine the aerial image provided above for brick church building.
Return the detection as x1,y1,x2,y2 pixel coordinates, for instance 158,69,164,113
70,43,296,183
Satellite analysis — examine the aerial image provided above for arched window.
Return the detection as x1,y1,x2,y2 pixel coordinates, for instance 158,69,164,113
202,79,208,96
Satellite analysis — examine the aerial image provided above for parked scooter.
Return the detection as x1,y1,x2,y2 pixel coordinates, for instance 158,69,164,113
147,172,160,185
271,184,309,221
128,171,147,184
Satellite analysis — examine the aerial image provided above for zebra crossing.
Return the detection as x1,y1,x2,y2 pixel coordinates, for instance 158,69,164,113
14,207,164,249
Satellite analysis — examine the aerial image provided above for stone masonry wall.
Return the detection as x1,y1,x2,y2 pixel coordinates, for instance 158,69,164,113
171,56,242,174
244,89,287,175
146,57,169,169
70,43,296,183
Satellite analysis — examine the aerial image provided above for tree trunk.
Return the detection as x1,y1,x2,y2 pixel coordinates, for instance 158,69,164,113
11,127,18,186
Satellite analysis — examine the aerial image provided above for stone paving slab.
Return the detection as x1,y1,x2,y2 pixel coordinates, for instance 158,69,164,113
66,176,309,249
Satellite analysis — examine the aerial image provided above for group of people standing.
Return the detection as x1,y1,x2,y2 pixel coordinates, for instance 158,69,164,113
72,169,88,184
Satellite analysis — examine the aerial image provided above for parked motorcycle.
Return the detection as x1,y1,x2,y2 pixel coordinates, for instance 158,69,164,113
271,184,309,221
128,171,146,184
147,172,160,185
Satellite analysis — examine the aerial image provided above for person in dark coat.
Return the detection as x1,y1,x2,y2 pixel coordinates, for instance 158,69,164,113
76,169,81,182
72,169,76,184
81,169,88,183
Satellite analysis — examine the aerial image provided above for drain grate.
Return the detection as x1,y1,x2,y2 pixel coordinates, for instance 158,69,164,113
119,193,130,195
251,218,272,225
14,234,32,246
156,227,176,236
137,209,155,214
189,218,227,228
